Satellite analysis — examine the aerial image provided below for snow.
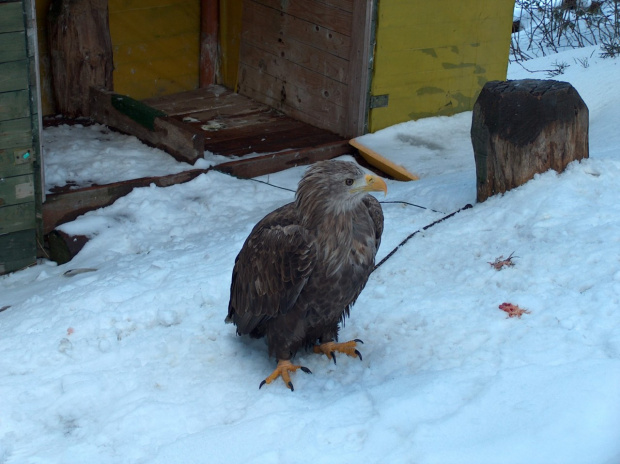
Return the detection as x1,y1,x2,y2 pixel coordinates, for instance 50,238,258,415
2,47,620,463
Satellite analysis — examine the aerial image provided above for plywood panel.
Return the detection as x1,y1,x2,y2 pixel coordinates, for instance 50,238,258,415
369,0,514,132
108,0,200,100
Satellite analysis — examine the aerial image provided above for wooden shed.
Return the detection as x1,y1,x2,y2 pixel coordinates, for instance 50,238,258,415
35,0,515,139
0,0,43,274
2,0,515,272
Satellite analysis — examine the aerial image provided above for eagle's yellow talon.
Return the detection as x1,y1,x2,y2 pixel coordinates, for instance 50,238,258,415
259,359,312,391
313,340,363,362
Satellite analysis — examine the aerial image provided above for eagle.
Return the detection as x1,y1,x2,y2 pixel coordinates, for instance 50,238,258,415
226,160,386,391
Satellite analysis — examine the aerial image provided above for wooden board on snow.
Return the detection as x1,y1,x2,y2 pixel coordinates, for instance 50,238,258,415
349,138,419,181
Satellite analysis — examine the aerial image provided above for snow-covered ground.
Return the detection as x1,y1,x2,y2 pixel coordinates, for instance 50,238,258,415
1,46,619,463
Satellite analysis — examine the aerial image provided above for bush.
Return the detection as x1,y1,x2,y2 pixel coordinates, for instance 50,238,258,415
511,0,620,61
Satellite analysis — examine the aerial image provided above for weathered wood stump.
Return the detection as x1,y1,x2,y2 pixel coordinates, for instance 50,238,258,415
471,79,589,203
47,0,113,117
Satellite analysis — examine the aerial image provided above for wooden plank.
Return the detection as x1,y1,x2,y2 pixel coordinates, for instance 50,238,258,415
198,111,294,141
143,86,230,111
253,0,352,36
111,93,167,131
143,86,269,117
242,3,349,83
0,60,29,93
0,90,30,121
42,168,212,234
178,99,269,121
343,0,373,137
0,173,35,207
244,0,350,60
109,0,197,10
203,117,341,156
0,146,35,177
214,140,350,178
238,65,346,134
0,201,36,234
0,229,37,275
90,87,204,163
0,31,27,62
316,0,353,12
0,2,24,34
240,42,348,107
0,118,32,150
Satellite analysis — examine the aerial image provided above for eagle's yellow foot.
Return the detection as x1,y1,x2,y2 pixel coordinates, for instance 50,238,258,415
259,359,312,392
313,339,364,364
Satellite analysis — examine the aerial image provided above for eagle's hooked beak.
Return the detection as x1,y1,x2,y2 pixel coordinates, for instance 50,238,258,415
360,173,388,196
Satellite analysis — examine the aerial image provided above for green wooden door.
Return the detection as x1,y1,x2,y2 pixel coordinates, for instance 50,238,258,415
0,0,42,274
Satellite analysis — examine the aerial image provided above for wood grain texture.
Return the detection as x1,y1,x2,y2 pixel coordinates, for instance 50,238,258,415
238,0,355,136
472,79,589,203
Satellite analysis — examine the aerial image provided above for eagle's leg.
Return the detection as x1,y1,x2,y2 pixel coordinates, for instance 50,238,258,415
313,339,364,364
259,359,312,392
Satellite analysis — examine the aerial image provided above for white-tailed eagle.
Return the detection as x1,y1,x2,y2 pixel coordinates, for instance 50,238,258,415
226,160,386,390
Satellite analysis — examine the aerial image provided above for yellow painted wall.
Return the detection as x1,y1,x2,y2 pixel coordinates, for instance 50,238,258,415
35,0,199,115
108,0,200,100
369,0,514,132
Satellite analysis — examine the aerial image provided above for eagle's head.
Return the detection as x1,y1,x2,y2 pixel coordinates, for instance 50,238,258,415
295,160,387,216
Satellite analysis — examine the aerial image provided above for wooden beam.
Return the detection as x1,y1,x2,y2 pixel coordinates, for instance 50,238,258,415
213,140,350,178
90,87,205,163
42,168,211,234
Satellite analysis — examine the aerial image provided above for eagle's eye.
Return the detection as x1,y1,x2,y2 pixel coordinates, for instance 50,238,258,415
345,178,354,186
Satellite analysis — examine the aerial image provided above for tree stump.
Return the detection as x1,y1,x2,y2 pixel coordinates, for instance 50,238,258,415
471,79,589,203
47,0,114,118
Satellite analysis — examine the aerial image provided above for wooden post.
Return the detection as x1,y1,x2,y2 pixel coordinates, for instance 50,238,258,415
47,0,113,117
200,0,219,87
472,79,589,203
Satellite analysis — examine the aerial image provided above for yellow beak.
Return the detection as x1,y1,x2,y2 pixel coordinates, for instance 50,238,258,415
360,173,388,196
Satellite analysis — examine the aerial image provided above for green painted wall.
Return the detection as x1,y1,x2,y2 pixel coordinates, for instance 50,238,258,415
0,0,42,274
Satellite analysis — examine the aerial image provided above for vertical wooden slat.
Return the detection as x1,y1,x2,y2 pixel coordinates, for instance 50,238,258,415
344,0,374,137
